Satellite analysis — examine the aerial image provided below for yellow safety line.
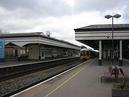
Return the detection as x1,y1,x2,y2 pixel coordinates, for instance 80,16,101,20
44,67,85,97
44,59,95,97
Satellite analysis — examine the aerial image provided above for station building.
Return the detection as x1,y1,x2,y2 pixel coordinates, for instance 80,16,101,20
75,24,129,65
0,32,80,61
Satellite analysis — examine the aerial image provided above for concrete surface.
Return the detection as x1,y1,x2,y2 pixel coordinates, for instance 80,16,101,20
11,58,129,97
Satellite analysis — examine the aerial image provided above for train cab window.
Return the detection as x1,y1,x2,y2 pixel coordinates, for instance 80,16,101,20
81,51,87,56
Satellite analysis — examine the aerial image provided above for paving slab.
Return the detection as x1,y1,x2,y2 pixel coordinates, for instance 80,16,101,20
11,58,129,97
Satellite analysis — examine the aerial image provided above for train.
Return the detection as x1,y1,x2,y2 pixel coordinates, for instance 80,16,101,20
80,48,98,60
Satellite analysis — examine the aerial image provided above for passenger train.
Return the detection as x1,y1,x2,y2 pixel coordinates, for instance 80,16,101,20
80,48,97,60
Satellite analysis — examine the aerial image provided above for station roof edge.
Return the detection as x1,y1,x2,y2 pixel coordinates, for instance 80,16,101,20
74,24,129,31
0,32,80,48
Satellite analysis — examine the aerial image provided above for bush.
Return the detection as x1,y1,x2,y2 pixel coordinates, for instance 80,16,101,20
113,77,129,89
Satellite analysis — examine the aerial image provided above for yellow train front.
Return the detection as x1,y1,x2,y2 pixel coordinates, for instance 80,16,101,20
80,49,91,60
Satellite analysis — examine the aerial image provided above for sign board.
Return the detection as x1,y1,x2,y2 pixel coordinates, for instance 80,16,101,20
0,40,5,61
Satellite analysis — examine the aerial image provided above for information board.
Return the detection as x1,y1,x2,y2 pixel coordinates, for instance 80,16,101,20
0,40,5,61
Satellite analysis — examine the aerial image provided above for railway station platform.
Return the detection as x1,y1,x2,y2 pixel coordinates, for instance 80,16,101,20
0,32,80,61
11,58,129,97
0,57,79,68
0,60,36,68
75,24,129,66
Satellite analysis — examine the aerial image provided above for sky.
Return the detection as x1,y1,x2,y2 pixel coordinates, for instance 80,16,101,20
0,0,129,48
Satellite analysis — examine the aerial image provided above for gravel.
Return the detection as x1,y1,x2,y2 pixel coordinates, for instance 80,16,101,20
0,64,77,97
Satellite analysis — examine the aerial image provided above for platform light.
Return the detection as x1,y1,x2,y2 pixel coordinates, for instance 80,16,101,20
105,15,112,19
105,14,121,63
113,14,121,18
105,14,121,19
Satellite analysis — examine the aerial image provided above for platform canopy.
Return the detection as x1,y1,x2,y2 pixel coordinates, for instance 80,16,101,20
75,24,129,49
0,32,80,50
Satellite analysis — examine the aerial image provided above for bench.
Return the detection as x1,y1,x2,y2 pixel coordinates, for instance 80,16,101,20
100,72,125,83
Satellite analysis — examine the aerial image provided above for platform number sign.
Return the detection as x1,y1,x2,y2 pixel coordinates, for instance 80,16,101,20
0,40,5,61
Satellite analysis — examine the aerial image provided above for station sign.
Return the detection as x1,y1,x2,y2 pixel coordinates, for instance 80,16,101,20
0,40,5,61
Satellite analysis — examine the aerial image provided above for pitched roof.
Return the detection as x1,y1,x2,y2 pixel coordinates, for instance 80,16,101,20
0,32,80,48
74,24,129,31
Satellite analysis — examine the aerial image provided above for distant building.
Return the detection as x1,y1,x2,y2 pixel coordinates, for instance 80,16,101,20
0,32,80,61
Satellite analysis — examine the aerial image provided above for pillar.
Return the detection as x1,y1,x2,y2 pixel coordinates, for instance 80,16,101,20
39,44,41,60
119,40,123,66
98,40,102,65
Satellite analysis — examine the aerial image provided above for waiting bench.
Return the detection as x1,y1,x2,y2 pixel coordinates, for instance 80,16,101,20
100,72,125,83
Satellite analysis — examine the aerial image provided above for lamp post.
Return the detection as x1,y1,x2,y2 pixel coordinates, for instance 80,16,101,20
105,14,121,63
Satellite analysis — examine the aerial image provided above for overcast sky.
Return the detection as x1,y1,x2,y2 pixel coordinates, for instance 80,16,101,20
0,0,129,48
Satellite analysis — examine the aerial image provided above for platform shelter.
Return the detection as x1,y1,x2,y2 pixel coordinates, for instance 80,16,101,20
75,24,129,65
0,32,80,61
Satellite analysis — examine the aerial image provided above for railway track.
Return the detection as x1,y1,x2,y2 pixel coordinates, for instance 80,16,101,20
0,57,80,82
0,58,85,97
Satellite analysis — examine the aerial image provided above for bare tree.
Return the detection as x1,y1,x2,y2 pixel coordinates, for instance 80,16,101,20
45,31,51,37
